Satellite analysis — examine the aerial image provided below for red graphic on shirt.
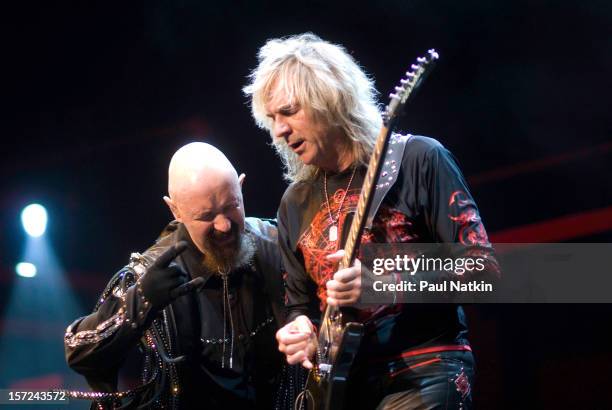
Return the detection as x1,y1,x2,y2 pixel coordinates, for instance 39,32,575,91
297,188,419,311
297,188,358,309
362,207,420,244
454,368,471,399
448,190,489,246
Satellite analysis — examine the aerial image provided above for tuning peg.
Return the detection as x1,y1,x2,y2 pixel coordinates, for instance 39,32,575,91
400,79,409,85
405,72,416,78
428,49,439,60
394,86,404,92
389,93,400,100
410,64,420,70
417,57,426,63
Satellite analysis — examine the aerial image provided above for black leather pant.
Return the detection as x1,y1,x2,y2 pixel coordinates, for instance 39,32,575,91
345,350,474,410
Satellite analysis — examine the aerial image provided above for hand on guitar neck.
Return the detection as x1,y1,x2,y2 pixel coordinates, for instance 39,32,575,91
325,250,362,307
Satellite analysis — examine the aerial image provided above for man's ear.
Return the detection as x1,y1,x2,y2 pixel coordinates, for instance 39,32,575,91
163,196,181,222
238,173,246,188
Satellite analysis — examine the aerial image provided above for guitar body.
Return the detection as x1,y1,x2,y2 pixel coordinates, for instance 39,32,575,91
301,322,364,410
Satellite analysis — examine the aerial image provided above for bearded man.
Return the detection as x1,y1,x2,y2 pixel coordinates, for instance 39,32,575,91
65,142,286,409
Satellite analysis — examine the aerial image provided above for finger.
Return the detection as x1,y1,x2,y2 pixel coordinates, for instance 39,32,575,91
287,350,311,365
276,325,300,343
333,267,359,283
284,340,310,356
278,332,310,345
165,263,187,279
276,328,287,343
326,296,338,307
302,358,313,369
327,290,354,300
169,276,204,299
328,295,357,307
293,316,314,333
152,241,189,269
286,350,303,365
325,249,345,261
326,279,354,292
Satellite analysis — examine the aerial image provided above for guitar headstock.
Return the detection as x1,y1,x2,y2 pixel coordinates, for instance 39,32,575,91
383,49,439,126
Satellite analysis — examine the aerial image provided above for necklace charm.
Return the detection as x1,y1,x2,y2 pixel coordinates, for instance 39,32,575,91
329,225,338,242
323,167,357,245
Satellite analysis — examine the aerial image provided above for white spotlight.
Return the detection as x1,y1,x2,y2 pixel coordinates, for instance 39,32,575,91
16,262,37,278
21,203,48,237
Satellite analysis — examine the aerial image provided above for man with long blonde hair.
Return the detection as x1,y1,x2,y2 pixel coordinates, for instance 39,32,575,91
245,33,498,409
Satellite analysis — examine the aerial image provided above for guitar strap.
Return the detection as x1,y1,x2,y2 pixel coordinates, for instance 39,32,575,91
365,133,412,229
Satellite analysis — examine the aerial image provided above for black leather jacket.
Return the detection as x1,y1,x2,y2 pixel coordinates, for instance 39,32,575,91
64,218,286,409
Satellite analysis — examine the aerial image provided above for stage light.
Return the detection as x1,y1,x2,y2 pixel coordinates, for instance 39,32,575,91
3,233,86,390
16,262,37,278
21,204,48,237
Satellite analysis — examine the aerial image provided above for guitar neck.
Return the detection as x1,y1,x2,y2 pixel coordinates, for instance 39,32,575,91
340,123,395,269
320,123,395,329
339,50,439,269
319,49,438,343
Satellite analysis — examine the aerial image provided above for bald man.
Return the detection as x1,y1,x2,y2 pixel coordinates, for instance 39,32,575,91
65,142,288,409
163,142,251,275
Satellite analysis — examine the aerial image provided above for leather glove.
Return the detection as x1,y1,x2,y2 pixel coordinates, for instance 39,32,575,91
139,241,192,310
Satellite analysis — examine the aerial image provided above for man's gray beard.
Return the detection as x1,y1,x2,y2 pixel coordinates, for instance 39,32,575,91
199,232,255,274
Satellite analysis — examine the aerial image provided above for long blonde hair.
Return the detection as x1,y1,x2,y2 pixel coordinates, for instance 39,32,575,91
243,33,382,183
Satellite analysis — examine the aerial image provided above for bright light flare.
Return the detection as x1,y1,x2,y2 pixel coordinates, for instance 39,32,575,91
16,262,37,278
21,203,48,237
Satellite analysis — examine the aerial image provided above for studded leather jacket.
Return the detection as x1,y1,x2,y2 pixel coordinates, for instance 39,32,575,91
64,218,287,409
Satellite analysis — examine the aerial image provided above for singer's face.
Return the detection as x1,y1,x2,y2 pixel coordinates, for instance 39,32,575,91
175,173,246,267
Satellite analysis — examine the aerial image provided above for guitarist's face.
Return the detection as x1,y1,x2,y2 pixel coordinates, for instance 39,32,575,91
265,83,354,172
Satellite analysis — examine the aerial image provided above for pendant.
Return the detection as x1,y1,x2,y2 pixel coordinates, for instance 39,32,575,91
329,225,338,242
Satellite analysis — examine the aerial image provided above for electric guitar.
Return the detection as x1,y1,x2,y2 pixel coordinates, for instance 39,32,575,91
297,49,440,410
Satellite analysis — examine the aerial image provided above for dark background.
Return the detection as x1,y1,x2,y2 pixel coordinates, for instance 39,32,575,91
0,1,610,409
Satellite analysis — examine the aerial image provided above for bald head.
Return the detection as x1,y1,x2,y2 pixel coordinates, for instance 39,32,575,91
167,142,238,203
163,142,247,264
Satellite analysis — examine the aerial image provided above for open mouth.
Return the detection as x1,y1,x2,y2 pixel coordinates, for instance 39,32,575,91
210,228,237,247
215,234,236,246
289,140,304,151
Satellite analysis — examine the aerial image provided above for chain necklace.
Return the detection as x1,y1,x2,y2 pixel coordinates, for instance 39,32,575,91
323,166,357,242
218,267,234,369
